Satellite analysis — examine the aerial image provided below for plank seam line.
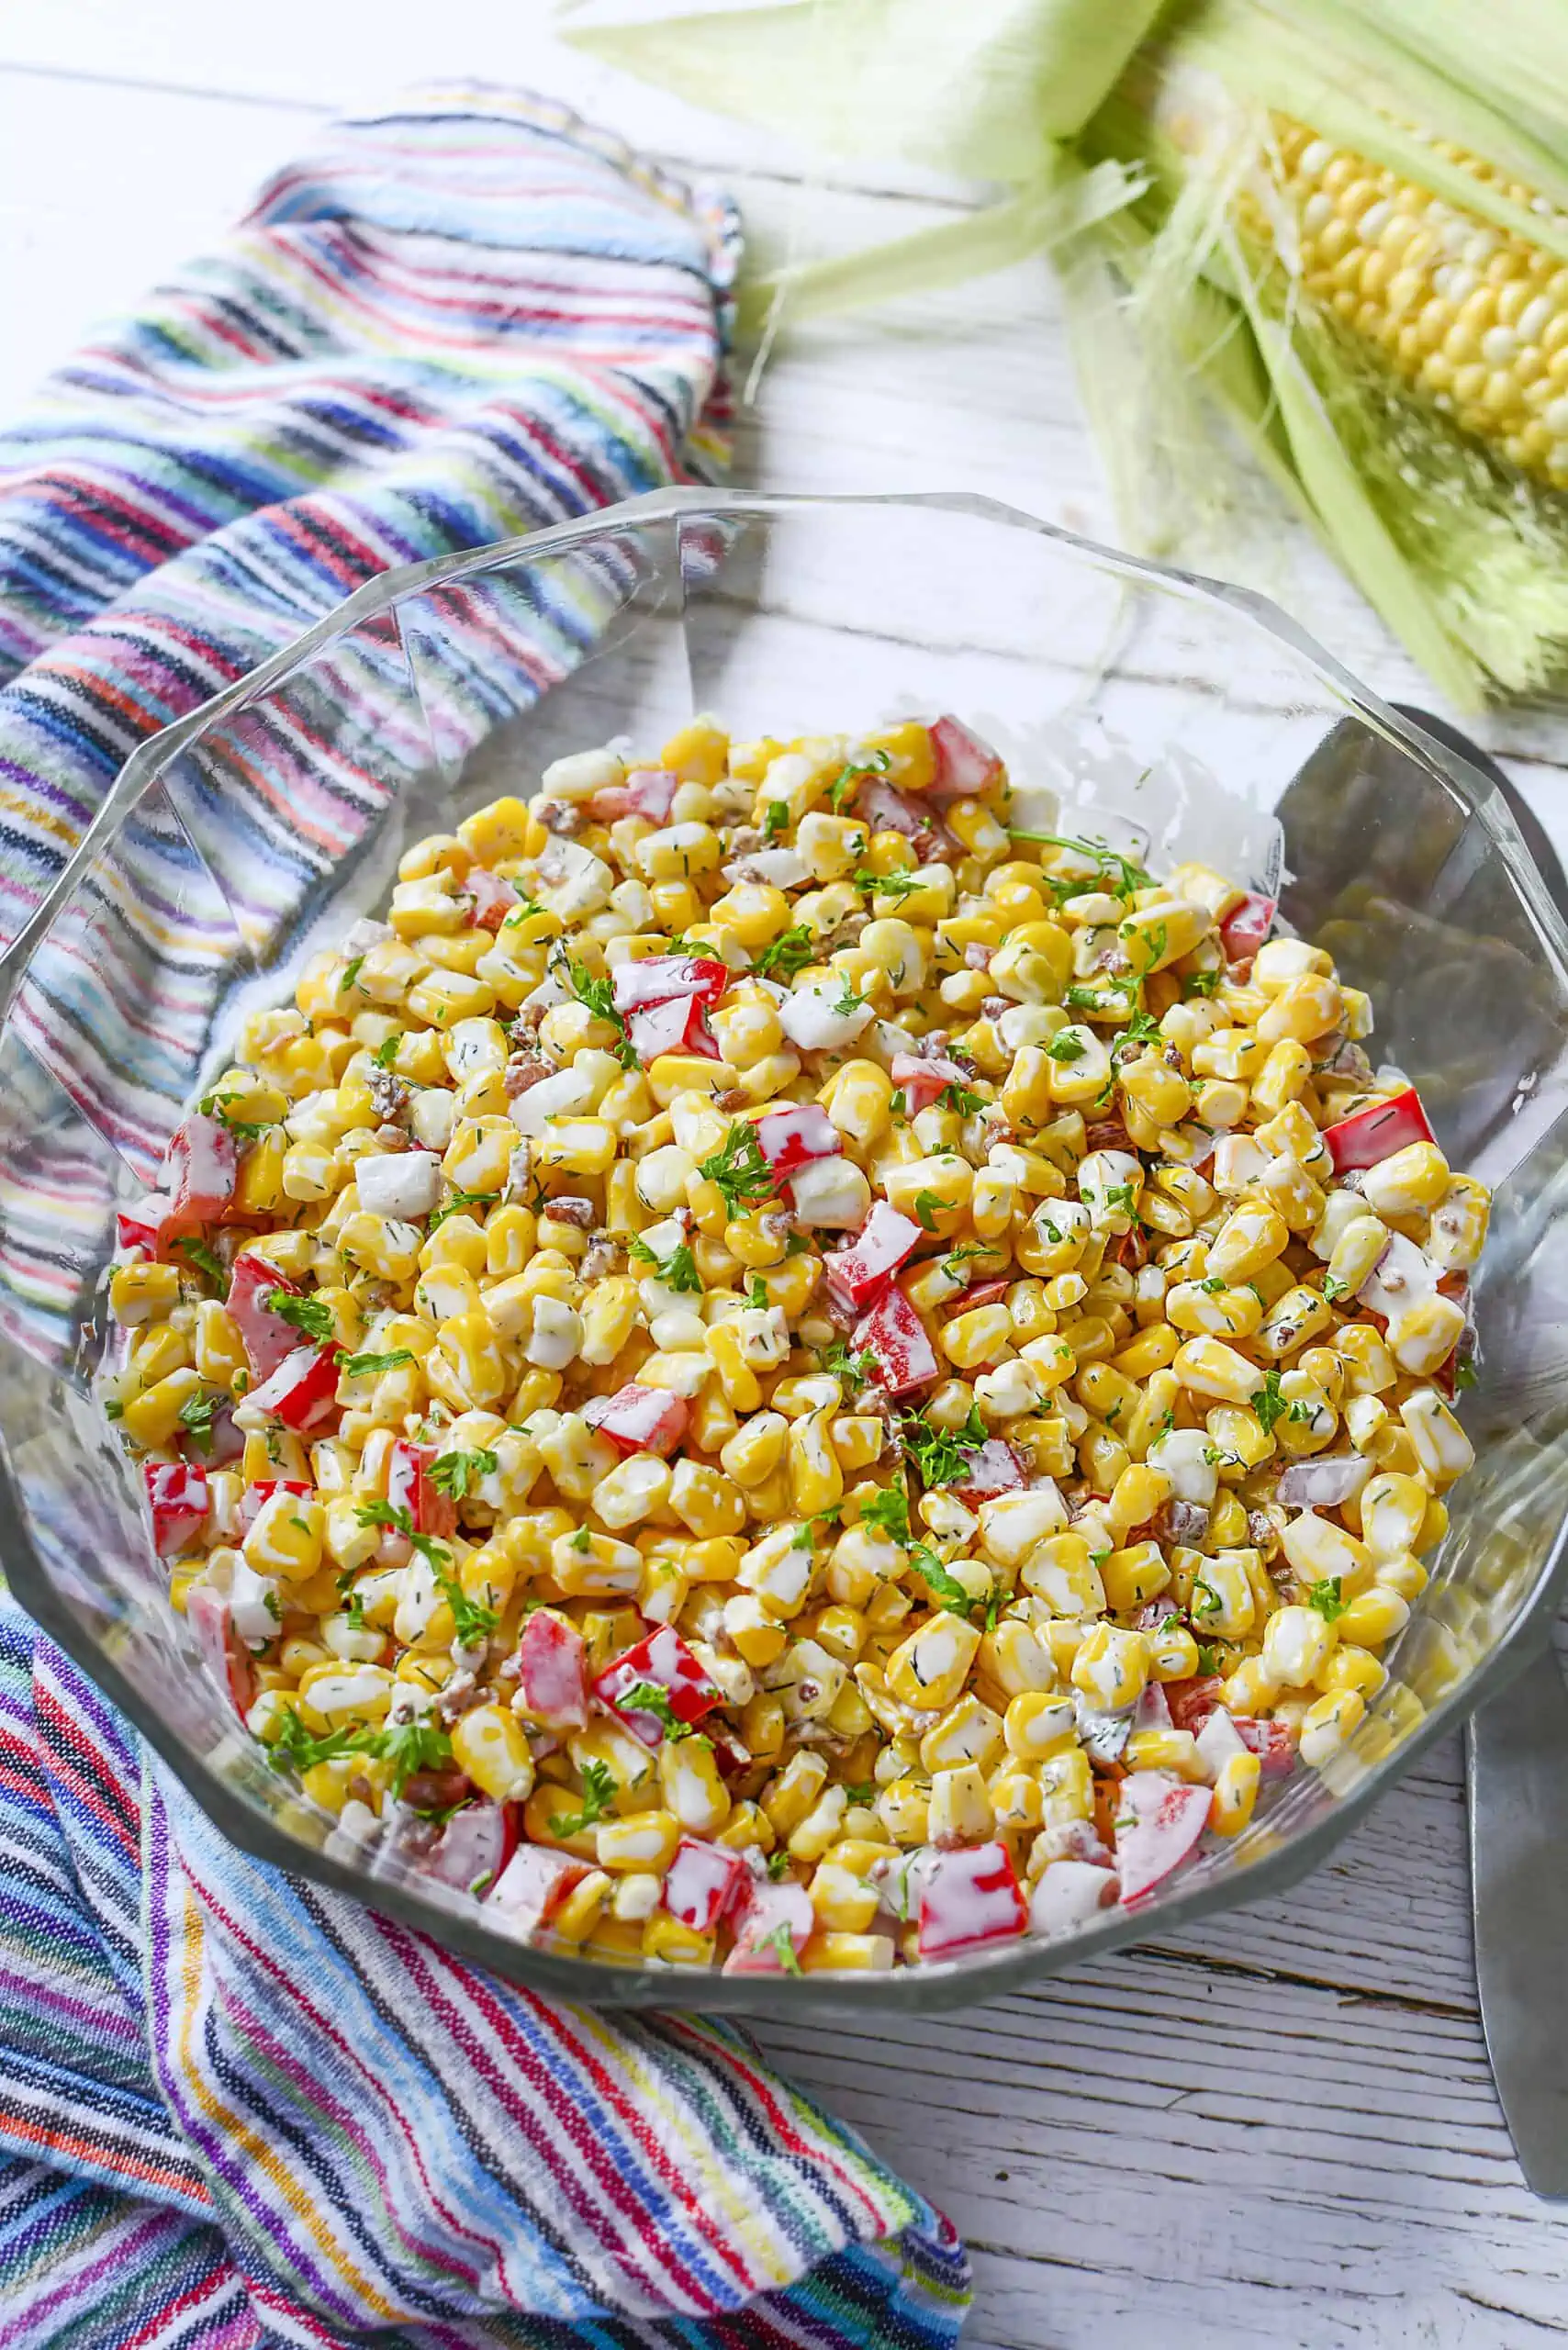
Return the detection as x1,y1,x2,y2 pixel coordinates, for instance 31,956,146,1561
1130,1942,1475,2020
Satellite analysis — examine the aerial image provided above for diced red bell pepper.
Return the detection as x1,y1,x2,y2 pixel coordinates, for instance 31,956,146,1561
185,1583,256,1720
959,1278,1010,1312
511,1609,588,1729
583,1382,689,1459
386,1439,456,1539
626,993,720,1062
916,1840,1028,1961
116,1193,168,1259
1232,1717,1297,1776
1218,892,1275,965
595,1625,720,1750
954,1439,1025,1503
143,1460,209,1558
228,1252,308,1382
1323,1087,1436,1175
928,715,1003,803
465,867,519,932
852,1284,937,1400
823,1201,922,1315
610,955,728,1015
1163,1675,1224,1734
238,1477,311,1530
661,1837,750,1934
1114,1770,1213,1905
723,1877,815,1974
487,1844,591,1939
890,1053,973,1115
162,1113,237,1238
754,1102,840,1176
245,1343,341,1432
420,1798,520,1896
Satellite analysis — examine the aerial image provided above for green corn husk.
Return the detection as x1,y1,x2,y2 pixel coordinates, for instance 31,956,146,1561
569,0,1568,707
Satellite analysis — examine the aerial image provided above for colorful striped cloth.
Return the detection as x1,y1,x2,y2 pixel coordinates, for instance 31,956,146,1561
0,86,971,2350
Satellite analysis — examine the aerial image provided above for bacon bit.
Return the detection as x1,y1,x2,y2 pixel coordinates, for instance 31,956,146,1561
963,943,992,971
1111,1225,1148,1271
504,1053,554,1098
543,1196,595,1230
1085,1114,1133,1154
536,800,584,837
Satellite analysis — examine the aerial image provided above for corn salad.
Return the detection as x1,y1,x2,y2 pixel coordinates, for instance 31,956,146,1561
103,713,1488,1973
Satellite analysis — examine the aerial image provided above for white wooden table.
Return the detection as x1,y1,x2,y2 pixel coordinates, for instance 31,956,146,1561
5,11,1568,2343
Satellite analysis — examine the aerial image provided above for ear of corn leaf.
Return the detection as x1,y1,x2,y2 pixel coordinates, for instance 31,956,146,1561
574,0,1568,704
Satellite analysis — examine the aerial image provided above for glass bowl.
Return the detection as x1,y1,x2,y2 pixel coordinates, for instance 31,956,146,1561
3,486,1568,2018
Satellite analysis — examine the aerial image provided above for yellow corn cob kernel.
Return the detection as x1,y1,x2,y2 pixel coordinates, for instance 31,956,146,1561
1206,1202,1290,1282
719,1410,789,1489
788,1784,848,1863
450,1705,536,1804
109,1259,181,1327
809,1862,881,1934
1019,1530,1106,1616
1192,1550,1259,1641
1070,1623,1150,1711
1298,1684,1367,1771
1357,1471,1428,1561
1126,1727,1204,1780
789,1410,844,1517
1209,1749,1262,1838
1174,1337,1267,1407
1261,1604,1338,1689
596,1808,682,1874
549,1528,643,1597
798,1929,895,1974
338,1212,422,1284
1279,1510,1371,1590
884,1611,981,1711
295,1662,395,1732
1338,1324,1398,1394
1323,1645,1387,1701
1270,121,1568,492
1038,1742,1094,1826
762,1751,830,1840
121,1367,205,1449
639,1910,717,1968
1148,1619,1202,1683
1221,1655,1279,1715
128,1321,190,1388
1333,1587,1410,1650
1100,1540,1171,1615
919,1693,1005,1775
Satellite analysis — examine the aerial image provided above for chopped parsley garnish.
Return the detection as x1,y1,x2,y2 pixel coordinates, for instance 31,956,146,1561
353,1501,496,1641
699,1123,778,1215
764,800,790,839
614,1680,692,1739
857,1482,911,1547
197,1094,271,1142
1199,1276,1226,1294
265,1289,335,1344
1322,1274,1350,1304
832,976,865,1017
766,1850,793,1880
428,1185,499,1231
339,1348,415,1380
356,1497,413,1533
855,866,919,901
1103,1182,1138,1215
754,924,816,983
819,1337,875,1389
1045,1032,1086,1064
549,1757,619,1840
912,1189,946,1232
104,1398,124,1421
1307,1577,1349,1623
1112,1008,1161,1049
1455,1358,1479,1391
908,1542,977,1619
938,1081,987,1116
1250,1369,1289,1437
888,1088,908,1120
1010,831,1150,899
1191,1578,1223,1622
557,948,638,1069
765,1921,803,1973
748,1275,770,1308
175,1236,229,1291
900,1402,987,1489
430,1448,499,1501
827,747,890,814
176,1390,220,1450
790,1504,845,1550
940,1243,988,1281
1182,968,1221,999
373,1716,457,1803
629,1236,703,1292
372,1032,403,1069
843,1782,877,1805
340,955,366,991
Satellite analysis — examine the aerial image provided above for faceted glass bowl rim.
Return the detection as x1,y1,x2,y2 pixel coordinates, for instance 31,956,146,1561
2,482,1565,2016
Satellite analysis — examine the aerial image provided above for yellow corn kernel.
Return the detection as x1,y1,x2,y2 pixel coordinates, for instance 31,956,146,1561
809,1862,881,1934
1221,1654,1279,1715
1191,1550,1258,1640
641,1912,716,1968
1299,1687,1366,1769
109,1259,181,1327
884,1612,981,1711
1207,1203,1290,1282
926,1762,995,1846
789,1410,845,1517
1174,1337,1268,1407
670,1459,745,1539
1279,1511,1371,1591
1038,1742,1094,1826
1255,1286,1333,1361
1070,1623,1150,1710
798,1930,895,1974
339,1212,422,1284
1333,1587,1410,1650
450,1705,536,1803
596,1808,682,1874
408,968,497,1029
1126,1727,1204,1780
121,1367,204,1449
1323,1645,1387,1701
1250,1039,1312,1114
1209,1750,1261,1837
942,1304,1014,1371
1100,1541,1171,1615
1019,1531,1106,1617
762,1751,830,1840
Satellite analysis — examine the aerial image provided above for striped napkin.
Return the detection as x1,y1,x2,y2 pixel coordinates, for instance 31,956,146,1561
0,85,971,2350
